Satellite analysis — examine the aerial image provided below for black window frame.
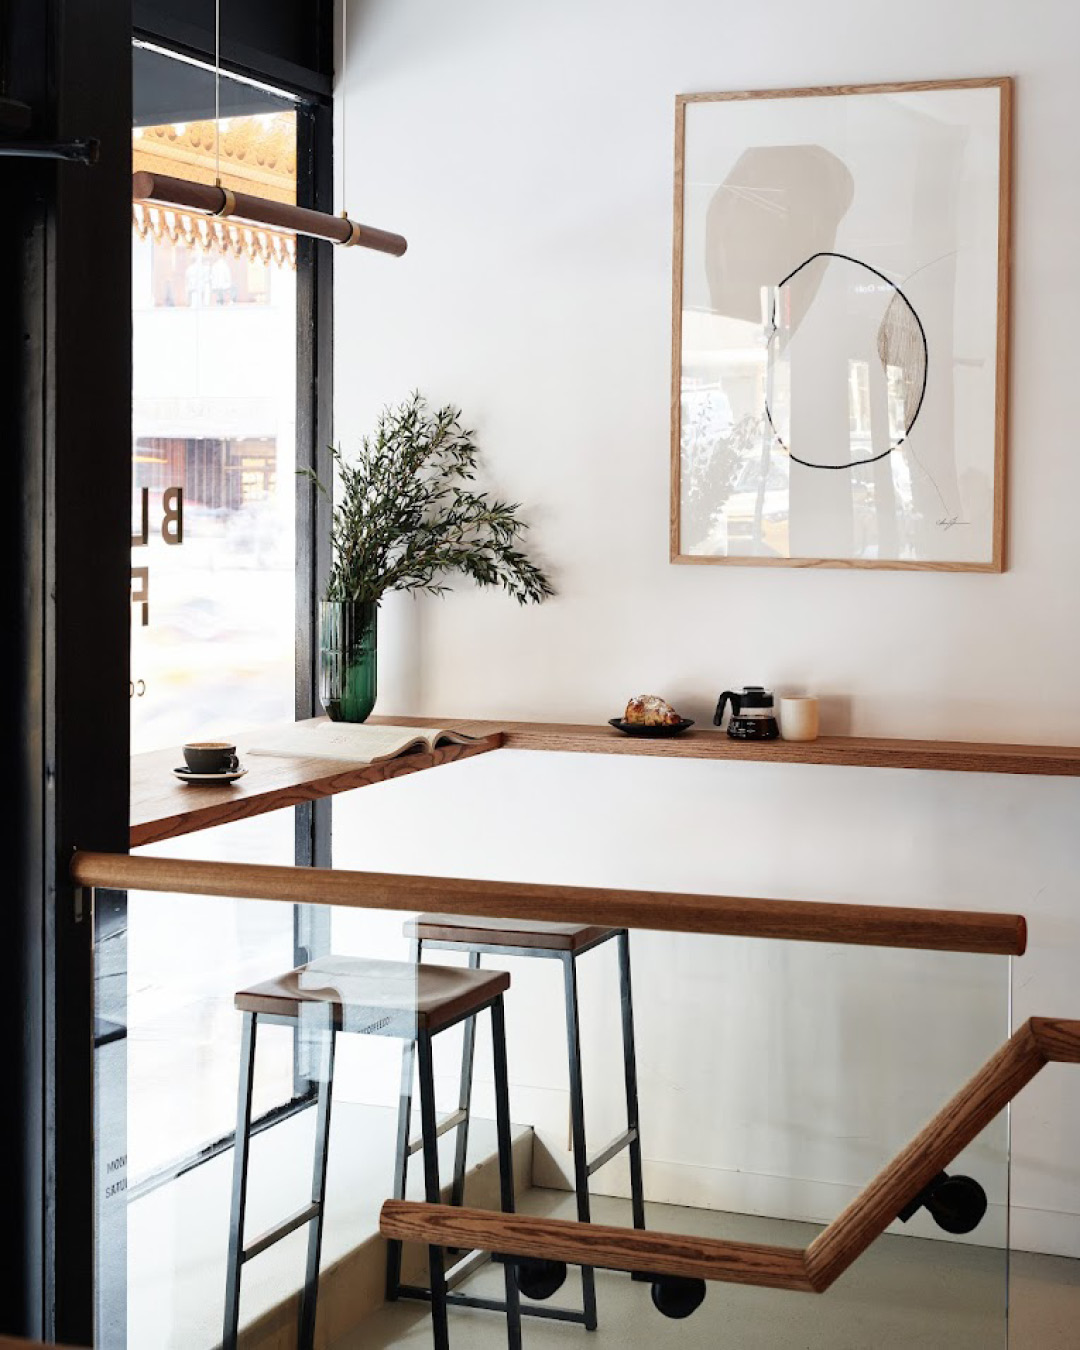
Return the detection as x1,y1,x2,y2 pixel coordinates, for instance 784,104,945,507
4,0,334,1340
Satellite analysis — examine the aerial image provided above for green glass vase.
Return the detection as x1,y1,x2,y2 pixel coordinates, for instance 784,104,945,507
319,600,377,723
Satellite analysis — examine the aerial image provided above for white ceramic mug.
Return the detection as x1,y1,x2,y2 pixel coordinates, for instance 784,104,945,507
779,696,819,742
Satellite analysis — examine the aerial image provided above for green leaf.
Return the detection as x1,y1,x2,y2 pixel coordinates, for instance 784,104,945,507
304,393,554,606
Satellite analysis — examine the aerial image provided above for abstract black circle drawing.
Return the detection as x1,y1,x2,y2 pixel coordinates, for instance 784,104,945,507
763,251,929,471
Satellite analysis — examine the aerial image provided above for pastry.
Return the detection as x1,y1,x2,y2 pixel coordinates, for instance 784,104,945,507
624,694,682,726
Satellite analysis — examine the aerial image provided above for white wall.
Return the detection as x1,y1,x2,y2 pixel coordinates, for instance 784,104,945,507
333,0,1080,1256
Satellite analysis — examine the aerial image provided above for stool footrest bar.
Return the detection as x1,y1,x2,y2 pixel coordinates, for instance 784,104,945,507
587,1127,637,1176
242,1201,321,1263
444,1248,492,1290
407,1107,468,1157
397,1285,587,1324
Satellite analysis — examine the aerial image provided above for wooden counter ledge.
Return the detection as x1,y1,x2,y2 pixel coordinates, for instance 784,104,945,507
130,716,1080,850
371,717,1080,778
130,730,503,849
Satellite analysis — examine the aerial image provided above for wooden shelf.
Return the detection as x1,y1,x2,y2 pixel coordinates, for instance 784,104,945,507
371,717,1080,778
130,716,1080,850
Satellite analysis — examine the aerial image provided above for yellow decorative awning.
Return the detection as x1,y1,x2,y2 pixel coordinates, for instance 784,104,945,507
132,201,296,270
133,113,297,201
132,111,297,270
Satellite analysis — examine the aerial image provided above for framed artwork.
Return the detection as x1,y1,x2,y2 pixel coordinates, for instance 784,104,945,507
670,78,1012,571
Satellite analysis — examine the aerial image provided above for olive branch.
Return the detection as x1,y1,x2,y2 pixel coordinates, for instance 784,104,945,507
302,393,554,606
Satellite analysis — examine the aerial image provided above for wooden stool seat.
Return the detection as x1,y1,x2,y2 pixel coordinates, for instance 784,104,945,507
403,919,645,1331
235,955,510,1034
408,914,617,953
225,955,521,1350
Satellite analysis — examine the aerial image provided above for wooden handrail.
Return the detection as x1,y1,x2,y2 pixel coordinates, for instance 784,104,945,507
377,1203,815,1291
380,1018,1080,1293
0,1340,78,1350
804,1022,1045,1287
0,1340,78,1349
69,851,1026,955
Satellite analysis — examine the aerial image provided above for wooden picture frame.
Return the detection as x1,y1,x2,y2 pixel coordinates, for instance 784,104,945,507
670,77,1012,571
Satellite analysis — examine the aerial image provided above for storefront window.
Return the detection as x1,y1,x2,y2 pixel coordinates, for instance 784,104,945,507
95,51,311,1345
131,53,298,751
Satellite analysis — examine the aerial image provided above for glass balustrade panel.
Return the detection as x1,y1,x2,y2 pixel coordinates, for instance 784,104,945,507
96,886,1012,1350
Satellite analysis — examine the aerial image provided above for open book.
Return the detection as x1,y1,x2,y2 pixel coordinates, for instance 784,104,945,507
246,721,484,766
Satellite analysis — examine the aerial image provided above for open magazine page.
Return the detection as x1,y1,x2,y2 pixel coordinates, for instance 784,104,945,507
246,722,443,764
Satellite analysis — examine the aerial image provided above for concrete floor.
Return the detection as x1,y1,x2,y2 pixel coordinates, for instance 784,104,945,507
336,1190,1080,1350
126,1102,529,1350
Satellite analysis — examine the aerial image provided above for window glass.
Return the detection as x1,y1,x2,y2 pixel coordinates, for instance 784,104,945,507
131,48,298,750
96,48,310,1349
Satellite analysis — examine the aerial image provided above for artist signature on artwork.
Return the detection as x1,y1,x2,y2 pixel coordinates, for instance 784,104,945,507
937,515,971,531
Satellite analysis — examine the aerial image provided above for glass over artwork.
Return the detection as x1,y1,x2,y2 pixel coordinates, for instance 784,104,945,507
673,81,1009,569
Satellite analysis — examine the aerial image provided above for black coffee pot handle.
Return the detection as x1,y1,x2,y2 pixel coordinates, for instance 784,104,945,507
714,690,741,726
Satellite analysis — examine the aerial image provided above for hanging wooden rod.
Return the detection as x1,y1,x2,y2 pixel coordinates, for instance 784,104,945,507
131,170,407,255
380,1017,1080,1293
69,851,1026,955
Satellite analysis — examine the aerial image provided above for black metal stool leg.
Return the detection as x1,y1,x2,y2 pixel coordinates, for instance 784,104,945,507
388,938,420,1302
451,950,481,1207
563,953,598,1330
490,995,523,1349
418,1030,450,1350
617,931,646,1233
386,1036,416,1301
298,1019,337,1350
223,1011,258,1350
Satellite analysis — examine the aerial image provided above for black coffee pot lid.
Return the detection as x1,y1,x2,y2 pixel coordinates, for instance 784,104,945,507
737,685,774,708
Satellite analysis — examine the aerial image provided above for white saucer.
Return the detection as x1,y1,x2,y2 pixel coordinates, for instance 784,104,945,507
173,766,248,784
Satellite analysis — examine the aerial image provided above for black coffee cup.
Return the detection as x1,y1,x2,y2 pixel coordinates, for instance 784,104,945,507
183,741,239,774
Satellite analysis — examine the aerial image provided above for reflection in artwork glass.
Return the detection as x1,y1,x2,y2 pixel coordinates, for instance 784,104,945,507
674,81,1009,568
764,251,928,469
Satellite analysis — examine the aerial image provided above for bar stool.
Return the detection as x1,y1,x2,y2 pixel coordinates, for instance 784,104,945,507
397,918,646,1330
223,955,523,1350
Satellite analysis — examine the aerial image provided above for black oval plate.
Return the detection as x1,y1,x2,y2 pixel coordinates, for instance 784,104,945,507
608,718,695,738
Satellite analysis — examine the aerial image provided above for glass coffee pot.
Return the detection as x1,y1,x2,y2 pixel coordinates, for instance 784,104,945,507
714,685,780,740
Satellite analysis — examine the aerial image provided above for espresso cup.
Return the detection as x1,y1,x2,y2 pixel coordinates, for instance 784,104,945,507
779,697,819,742
183,741,239,774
